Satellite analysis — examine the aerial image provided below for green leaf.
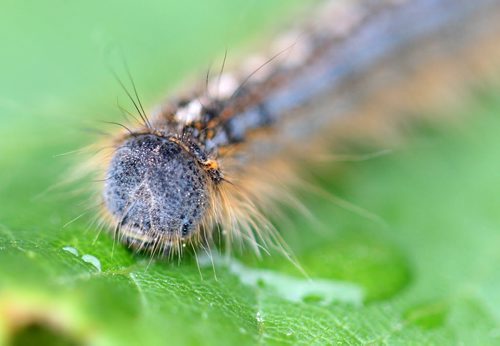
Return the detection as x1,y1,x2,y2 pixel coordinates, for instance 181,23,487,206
1,1,500,345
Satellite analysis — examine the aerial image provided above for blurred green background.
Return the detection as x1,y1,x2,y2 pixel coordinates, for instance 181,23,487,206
1,0,500,345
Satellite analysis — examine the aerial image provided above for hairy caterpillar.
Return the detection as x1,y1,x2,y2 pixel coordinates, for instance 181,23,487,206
85,0,500,259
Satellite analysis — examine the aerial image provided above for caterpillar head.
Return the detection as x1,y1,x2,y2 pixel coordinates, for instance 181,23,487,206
103,133,212,254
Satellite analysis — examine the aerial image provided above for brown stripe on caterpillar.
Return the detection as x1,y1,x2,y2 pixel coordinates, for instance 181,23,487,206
83,0,500,258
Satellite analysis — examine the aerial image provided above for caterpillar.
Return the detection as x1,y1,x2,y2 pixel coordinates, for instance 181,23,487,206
85,0,500,259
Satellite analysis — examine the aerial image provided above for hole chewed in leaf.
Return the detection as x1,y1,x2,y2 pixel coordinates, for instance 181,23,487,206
11,322,81,346
0,292,90,346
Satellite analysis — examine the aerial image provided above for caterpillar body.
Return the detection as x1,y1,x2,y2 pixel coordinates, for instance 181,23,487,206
89,0,500,258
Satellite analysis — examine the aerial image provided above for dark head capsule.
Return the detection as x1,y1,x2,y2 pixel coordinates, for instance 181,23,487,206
104,134,210,249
